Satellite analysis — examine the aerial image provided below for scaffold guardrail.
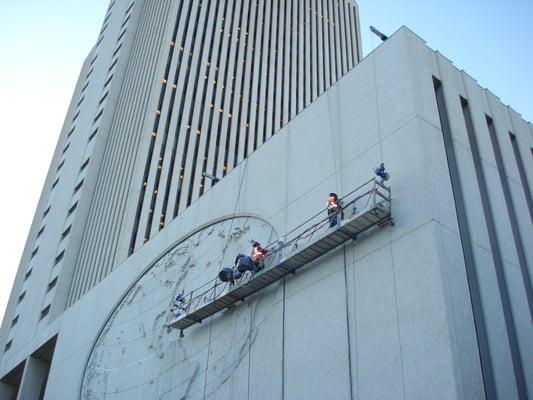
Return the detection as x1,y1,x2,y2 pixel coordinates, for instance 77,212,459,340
169,178,392,335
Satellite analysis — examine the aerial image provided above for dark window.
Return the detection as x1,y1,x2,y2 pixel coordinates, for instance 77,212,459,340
47,277,58,292
71,111,80,123
4,340,12,352
124,2,135,15
37,226,45,238
112,43,123,58
98,92,109,106
93,109,104,123
40,305,50,319
11,316,19,327
88,129,98,143
56,160,65,172
76,95,85,108
74,180,84,194
18,291,26,303
54,251,65,265
24,269,32,281
43,205,51,218
116,28,127,44
108,58,118,72
80,158,90,172
51,177,60,189
103,74,114,89
96,34,105,47
85,67,94,80
81,80,90,93
121,14,131,28
68,202,78,216
30,247,39,259
89,53,98,66
62,142,70,155
67,126,76,138
61,226,72,240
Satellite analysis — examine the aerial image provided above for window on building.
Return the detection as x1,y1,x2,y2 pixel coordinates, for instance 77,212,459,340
67,126,76,138
11,316,19,328
79,158,90,173
47,277,58,292
43,205,51,218
74,180,84,194
81,80,90,94
103,74,114,89
30,247,39,259
24,269,32,281
68,202,78,216
4,340,12,352
40,305,50,320
112,43,123,58
93,109,104,123
18,291,26,303
62,142,70,155
108,58,119,72
98,92,109,106
88,129,98,143
90,53,98,66
76,96,85,108
36,226,45,238
61,226,72,240
51,177,60,189
54,251,65,265
56,160,65,172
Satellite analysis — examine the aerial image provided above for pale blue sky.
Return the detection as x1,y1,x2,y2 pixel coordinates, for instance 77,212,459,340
0,0,531,321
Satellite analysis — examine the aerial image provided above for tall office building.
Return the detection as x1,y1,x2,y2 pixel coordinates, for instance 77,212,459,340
1,1,532,399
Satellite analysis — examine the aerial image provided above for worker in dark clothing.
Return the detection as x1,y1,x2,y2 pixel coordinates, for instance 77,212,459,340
171,293,187,318
235,253,256,274
327,193,341,228
219,267,236,285
251,242,268,271
218,253,258,285
374,163,390,182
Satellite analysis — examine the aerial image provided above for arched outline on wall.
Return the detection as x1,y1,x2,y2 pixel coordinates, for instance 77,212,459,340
79,212,276,398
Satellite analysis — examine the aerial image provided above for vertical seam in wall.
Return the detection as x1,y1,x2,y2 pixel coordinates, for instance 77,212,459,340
350,243,359,400
343,245,354,400
432,76,495,400
509,130,533,224
389,230,407,400
281,278,286,400
461,96,527,399
485,116,533,320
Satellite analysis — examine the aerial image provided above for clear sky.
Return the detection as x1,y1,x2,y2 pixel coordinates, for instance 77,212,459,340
0,0,531,323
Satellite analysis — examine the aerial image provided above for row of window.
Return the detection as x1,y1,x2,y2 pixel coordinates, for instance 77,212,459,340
128,0,358,253
63,1,136,307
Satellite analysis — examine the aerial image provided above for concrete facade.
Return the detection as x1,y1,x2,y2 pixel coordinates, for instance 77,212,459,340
1,4,532,400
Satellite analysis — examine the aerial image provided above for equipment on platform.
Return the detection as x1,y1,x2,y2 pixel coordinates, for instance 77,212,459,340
168,177,393,337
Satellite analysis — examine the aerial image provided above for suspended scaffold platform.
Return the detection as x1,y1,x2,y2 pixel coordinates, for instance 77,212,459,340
169,178,392,335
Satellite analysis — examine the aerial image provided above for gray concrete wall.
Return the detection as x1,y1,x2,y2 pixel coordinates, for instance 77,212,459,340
2,26,531,400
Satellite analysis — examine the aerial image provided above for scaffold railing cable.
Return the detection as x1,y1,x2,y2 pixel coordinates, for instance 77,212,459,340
169,177,393,335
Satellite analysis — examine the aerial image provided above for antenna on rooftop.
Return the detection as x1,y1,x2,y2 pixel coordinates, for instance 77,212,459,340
370,26,388,42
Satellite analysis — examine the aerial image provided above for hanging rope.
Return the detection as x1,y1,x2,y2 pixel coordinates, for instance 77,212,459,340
370,29,384,164
216,158,250,274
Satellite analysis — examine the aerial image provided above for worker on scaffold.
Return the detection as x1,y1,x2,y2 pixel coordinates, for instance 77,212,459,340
327,193,341,228
251,241,268,272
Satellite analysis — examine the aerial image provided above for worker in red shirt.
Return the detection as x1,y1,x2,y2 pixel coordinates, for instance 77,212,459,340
251,241,268,271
